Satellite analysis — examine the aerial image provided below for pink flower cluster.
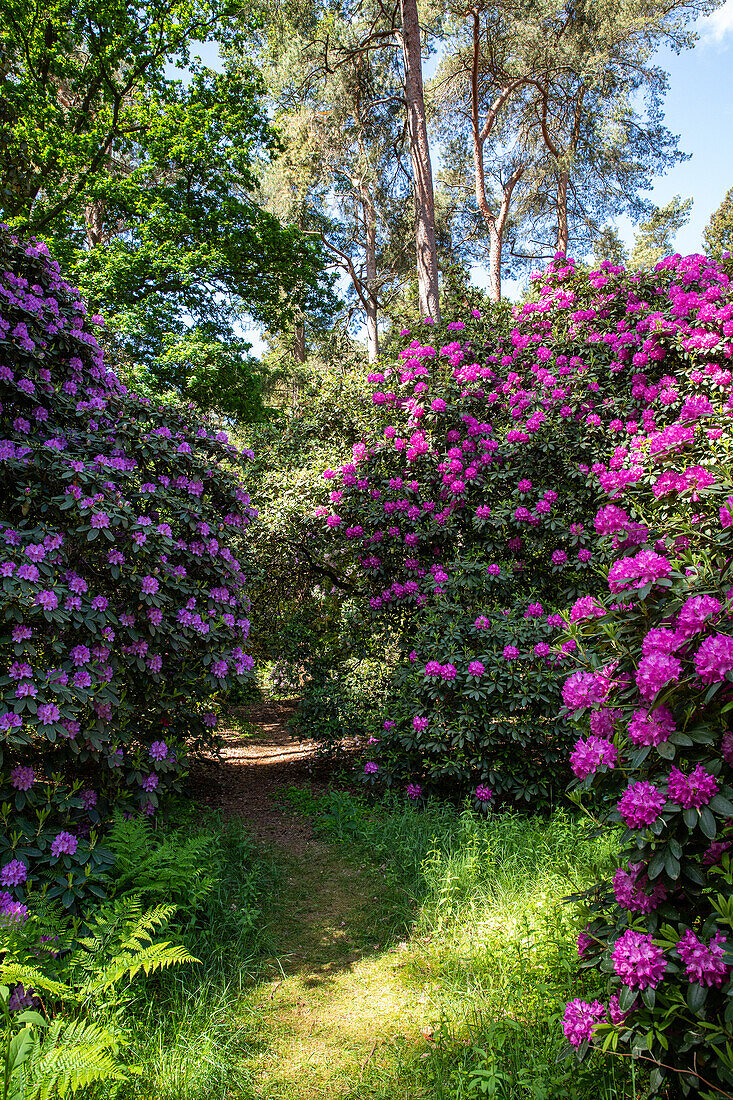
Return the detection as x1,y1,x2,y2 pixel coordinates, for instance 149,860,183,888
612,930,667,990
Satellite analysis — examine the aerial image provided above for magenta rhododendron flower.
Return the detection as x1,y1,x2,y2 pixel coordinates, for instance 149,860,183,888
667,764,719,808
570,736,617,778
562,999,605,1047
677,595,722,636
612,930,667,990
635,652,682,701
627,707,676,745
570,596,606,622
613,863,667,913
617,781,666,828
676,929,730,987
562,671,610,710
694,634,733,683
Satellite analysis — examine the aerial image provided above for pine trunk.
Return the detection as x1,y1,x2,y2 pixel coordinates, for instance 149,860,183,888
556,171,569,255
400,0,440,324
364,187,380,362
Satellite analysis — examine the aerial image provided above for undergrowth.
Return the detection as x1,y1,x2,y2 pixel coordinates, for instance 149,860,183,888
96,810,281,1100
278,786,645,1099
82,790,646,1100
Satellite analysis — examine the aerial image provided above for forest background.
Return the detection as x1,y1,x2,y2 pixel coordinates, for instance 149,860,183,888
3,0,733,422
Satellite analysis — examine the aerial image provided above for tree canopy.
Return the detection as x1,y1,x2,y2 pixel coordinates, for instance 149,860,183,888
0,0,337,416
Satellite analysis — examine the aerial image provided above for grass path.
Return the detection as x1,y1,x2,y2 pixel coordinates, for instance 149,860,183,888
190,703,434,1099
246,840,427,1098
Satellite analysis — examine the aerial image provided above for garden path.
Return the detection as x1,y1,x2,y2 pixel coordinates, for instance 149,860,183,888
190,701,432,1099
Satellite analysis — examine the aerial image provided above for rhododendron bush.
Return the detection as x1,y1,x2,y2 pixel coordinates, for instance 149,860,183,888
318,251,733,1092
0,229,255,909
559,402,733,1088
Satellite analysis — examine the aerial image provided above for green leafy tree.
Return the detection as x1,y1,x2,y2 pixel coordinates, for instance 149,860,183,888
703,185,733,260
629,194,692,269
0,0,335,416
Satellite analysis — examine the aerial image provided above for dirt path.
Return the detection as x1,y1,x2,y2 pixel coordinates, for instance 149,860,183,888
189,701,429,1099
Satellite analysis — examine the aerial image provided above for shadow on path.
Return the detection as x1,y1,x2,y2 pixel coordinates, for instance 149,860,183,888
186,699,426,1097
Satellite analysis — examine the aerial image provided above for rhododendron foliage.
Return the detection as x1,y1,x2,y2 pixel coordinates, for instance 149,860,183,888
0,229,255,908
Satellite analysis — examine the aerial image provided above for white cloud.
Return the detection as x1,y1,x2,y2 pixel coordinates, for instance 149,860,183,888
702,0,733,43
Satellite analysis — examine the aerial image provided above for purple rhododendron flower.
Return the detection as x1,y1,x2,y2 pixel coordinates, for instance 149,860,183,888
562,999,605,1047
676,929,730,987
10,766,34,791
364,762,378,775
612,930,667,990
50,832,78,857
0,860,28,887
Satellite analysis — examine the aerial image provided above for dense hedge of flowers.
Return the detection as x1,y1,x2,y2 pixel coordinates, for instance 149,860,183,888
318,250,733,1091
0,229,255,909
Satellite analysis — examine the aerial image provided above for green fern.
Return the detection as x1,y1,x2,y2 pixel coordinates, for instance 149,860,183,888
14,1018,132,1099
85,940,198,996
56,898,199,1007
107,814,214,909
1,898,197,1099
0,967,70,1001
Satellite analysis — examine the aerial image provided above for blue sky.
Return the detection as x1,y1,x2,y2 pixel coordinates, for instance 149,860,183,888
615,0,733,255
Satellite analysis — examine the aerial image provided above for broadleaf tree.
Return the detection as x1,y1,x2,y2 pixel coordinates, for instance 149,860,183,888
0,0,336,416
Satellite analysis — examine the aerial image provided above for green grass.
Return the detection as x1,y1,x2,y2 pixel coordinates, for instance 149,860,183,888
94,791,645,1100
279,787,642,1099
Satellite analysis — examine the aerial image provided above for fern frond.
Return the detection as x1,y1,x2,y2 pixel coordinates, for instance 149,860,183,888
84,941,199,994
21,1018,133,1098
0,964,71,999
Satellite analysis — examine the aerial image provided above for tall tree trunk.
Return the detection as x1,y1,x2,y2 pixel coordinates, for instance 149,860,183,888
363,186,379,363
399,0,440,324
487,225,502,302
555,170,569,254
484,173,522,302
365,296,379,363
84,200,106,248
468,11,525,303
293,322,306,363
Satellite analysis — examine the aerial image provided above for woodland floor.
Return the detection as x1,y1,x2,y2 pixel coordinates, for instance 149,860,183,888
188,702,432,1099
